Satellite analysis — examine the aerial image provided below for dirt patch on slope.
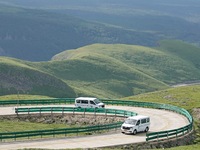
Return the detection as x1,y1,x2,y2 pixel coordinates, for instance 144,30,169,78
192,108,200,121
0,114,124,126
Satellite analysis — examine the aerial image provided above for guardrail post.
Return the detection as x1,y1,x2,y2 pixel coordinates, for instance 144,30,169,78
157,134,159,141
115,124,117,132
51,107,53,117
98,124,100,133
62,107,64,116
15,108,18,116
167,131,168,139
28,108,30,116
65,129,67,137
40,107,42,116
124,111,126,117
84,108,86,117
94,108,96,118
41,131,42,138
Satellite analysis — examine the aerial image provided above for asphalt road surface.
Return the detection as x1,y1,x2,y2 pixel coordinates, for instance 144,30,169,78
0,105,189,149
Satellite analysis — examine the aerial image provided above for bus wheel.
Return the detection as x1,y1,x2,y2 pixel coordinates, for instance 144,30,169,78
133,129,137,135
145,127,149,132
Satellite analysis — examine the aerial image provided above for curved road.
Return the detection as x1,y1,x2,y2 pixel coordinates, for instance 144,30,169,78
0,105,189,150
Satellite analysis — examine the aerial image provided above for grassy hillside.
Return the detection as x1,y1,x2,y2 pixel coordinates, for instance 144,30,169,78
52,42,200,85
1,41,200,98
125,85,200,111
155,144,200,150
0,55,167,98
38,44,178,98
34,58,167,98
158,40,200,69
0,94,51,100
0,57,76,97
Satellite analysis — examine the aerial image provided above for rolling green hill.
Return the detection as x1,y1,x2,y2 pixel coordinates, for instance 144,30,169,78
1,41,200,98
0,57,76,97
52,42,200,85
158,40,200,69
37,55,168,98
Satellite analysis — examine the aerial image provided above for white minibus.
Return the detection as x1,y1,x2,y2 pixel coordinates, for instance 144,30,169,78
75,97,105,108
121,115,150,135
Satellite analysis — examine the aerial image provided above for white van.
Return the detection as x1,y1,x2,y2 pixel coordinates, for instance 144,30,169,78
75,97,105,108
121,115,150,135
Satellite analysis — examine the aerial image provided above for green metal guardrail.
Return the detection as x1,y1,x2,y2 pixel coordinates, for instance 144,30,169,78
0,122,122,141
0,98,193,142
15,107,137,117
0,107,136,141
0,98,74,106
146,124,192,141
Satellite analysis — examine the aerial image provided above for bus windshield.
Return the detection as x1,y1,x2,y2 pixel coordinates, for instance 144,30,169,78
94,99,101,104
125,118,137,125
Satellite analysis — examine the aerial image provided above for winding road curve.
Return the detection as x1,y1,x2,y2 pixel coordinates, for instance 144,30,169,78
0,105,189,150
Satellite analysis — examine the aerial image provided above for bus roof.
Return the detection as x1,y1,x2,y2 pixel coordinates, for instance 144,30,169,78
128,115,149,120
75,97,98,101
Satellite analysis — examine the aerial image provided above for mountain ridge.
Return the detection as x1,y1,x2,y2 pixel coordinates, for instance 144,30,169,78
0,4,161,61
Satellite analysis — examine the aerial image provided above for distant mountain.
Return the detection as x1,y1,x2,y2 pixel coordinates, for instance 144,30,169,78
0,4,161,61
1,0,200,44
1,0,200,61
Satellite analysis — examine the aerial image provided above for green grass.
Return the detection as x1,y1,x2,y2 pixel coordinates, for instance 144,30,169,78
158,40,200,69
52,42,200,85
0,94,51,100
37,45,169,98
155,144,200,150
124,85,200,110
0,57,76,98
0,120,67,132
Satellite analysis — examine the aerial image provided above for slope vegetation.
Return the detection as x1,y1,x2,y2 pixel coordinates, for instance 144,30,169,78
0,57,76,97
1,41,200,98
52,42,200,85
158,40,200,69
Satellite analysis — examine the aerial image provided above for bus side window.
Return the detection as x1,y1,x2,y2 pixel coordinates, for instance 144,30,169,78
82,100,88,104
141,119,147,124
